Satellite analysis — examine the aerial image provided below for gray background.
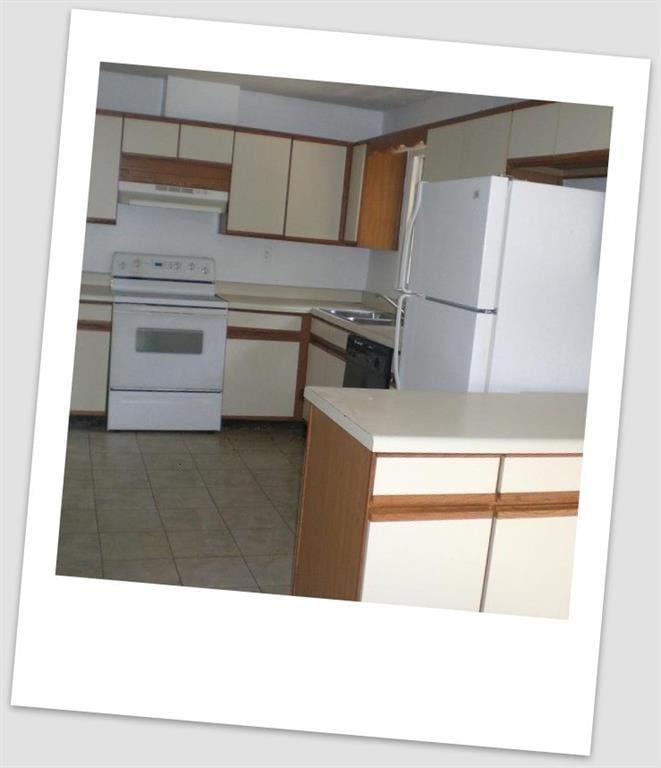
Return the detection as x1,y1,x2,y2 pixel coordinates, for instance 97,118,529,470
2,2,658,766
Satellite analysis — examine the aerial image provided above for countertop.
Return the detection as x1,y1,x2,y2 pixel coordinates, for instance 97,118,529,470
79,277,395,346
303,387,587,454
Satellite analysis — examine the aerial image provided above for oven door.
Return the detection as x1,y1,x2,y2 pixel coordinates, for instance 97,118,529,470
110,304,227,392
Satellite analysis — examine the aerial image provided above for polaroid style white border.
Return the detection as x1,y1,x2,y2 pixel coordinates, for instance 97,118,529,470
11,10,649,756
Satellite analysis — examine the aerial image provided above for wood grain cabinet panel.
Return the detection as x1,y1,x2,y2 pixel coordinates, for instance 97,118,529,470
356,147,407,250
508,104,560,159
227,132,291,236
344,143,367,242
87,114,123,221
122,118,179,157
555,104,612,154
284,140,347,241
178,124,234,163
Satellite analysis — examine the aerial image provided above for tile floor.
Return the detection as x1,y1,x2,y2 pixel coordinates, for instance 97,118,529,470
56,420,305,594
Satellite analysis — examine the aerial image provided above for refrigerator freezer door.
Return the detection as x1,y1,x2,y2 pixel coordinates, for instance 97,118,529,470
487,181,604,393
399,296,495,391
406,176,510,309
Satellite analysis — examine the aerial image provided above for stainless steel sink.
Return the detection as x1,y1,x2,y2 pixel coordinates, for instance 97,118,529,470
322,308,396,326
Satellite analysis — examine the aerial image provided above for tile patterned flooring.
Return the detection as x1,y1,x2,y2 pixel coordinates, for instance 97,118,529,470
56,421,305,594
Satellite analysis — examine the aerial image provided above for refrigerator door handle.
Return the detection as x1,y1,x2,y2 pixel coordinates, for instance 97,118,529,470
393,291,414,389
424,295,498,315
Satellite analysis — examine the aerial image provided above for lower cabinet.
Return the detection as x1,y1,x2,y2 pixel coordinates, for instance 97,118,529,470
222,338,300,418
70,302,112,414
482,515,577,619
360,519,492,610
303,335,347,421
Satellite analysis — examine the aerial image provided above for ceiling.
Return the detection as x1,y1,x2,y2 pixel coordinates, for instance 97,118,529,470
100,63,440,111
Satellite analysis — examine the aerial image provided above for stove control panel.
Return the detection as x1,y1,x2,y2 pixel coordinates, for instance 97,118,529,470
111,253,215,282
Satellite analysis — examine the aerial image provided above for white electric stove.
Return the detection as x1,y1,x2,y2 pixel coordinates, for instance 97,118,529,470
107,252,229,431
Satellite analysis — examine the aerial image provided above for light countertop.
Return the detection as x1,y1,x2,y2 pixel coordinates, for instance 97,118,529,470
304,387,587,454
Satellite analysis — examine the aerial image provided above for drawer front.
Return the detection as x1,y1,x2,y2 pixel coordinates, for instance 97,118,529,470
78,302,112,323
228,311,302,332
500,456,582,493
373,456,500,496
310,318,349,350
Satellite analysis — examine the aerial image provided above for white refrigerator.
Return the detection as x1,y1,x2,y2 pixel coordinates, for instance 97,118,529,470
395,176,605,393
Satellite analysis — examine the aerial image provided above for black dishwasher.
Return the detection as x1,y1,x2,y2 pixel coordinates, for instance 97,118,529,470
343,334,393,389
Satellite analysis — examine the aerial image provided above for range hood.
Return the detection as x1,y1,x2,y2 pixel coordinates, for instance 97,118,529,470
117,181,228,213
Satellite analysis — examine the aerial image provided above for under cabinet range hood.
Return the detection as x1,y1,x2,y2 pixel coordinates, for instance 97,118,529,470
117,181,228,213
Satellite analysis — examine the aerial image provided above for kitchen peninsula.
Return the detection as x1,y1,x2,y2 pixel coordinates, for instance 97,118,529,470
293,388,586,619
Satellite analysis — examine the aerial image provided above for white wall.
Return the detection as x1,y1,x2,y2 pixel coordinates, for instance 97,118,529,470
164,76,240,123
96,70,164,115
84,205,370,289
365,250,402,294
563,177,607,191
382,92,520,134
238,89,382,141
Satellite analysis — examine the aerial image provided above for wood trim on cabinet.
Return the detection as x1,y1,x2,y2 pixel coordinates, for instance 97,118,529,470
223,229,347,246
507,148,609,171
223,415,304,423
309,334,347,361
368,493,496,521
86,217,117,225
119,153,232,191
294,314,312,419
229,307,305,318
226,327,301,342
293,407,374,600
362,100,552,150
77,320,112,332
495,490,579,518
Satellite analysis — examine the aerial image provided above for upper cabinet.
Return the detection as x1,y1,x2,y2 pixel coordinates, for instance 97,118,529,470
554,104,612,154
227,132,292,236
423,122,464,182
508,103,560,158
343,144,367,242
87,114,123,222
178,124,234,163
424,112,511,182
284,140,348,241
122,118,179,157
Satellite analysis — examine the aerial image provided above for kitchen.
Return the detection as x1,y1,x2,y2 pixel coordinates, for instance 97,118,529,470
58,63,611,618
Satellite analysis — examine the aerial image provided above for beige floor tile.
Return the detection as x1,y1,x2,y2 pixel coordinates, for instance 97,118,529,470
220,503,286,532
251,467,301,489
158,507,226,531
142,452,196,471
206,483,269,509
97,506,163,532
260,584,293,596
63,468,94,485
137,434,188,453
92,469,150,490
100,530,172,560
244,554,294,589
91,452,144,471
59,506,98,534
166,529,239,558
232,525,294,556
147,469,205,489
61,487,95,511
94,487,156,512
239,450,293,472
89,434,140,454
152,486,215,510
197,465,254,486
56,533,102,578
103,558,180,585
176,557,258,590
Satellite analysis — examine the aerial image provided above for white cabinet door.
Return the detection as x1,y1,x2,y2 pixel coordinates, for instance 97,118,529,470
423,122,464,182
70,329,111,414
285,140,347,241
483,516,577,619
508,104,560,159
122,118,179,157
178,124,234,163
344,143,367,241
87,114,122,221
303,342,346,421
361,519,493,610
458,111,512,178
222,339,299,417
554,104,612,154
227,132,291,235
